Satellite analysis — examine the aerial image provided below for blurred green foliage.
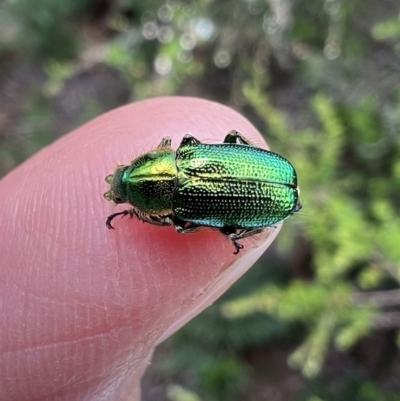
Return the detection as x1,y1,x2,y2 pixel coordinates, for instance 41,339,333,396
1,0,400,400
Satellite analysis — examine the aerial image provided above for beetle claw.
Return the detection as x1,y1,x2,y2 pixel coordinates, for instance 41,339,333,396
232,241,244,255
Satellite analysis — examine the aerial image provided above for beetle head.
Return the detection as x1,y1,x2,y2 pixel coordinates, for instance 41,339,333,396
104,165,128,204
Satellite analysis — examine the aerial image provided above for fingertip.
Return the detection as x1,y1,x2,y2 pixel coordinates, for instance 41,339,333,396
0,97,278,401
1,96,271,297
0,96,272,309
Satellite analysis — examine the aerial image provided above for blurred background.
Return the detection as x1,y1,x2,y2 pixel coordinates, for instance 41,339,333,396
1,0,400,400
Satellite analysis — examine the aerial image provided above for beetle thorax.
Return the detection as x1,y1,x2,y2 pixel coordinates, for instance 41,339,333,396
123,148,178,215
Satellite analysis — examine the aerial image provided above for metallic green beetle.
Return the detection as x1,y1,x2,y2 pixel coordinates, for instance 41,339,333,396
104,130,301,254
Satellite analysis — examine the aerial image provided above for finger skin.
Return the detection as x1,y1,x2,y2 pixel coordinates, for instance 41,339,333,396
0,97,279,401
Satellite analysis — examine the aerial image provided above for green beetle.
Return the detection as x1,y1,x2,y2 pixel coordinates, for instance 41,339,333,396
104,130,301,254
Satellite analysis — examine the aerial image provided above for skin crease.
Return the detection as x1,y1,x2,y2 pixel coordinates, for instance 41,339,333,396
0,97,280,401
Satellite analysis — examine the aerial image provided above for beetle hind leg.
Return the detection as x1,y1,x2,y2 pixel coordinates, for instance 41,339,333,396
220,227,264,254
231,241,244,255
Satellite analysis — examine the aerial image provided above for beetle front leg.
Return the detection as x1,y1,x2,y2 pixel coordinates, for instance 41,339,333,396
223,130,253,146
106,208,173,229
106,209,134,229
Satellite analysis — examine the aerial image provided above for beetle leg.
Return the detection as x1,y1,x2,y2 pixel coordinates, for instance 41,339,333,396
180,134,202,146
106,208,172,229
220,227,265,254
292,200,302,214
234,228,265,239
106,209,134,229
172,218,202,234
175,225,202,234
139,213,173,226
157,136,172,148
223,130,253,145
219,227,243,254
134,207,173,226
